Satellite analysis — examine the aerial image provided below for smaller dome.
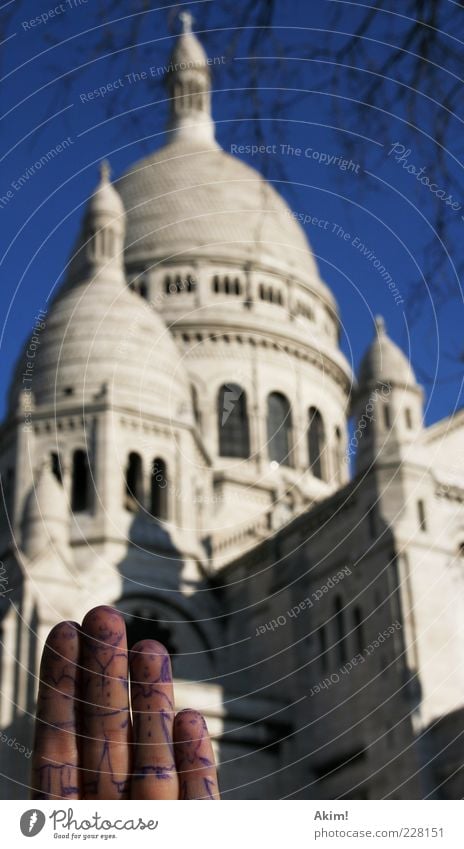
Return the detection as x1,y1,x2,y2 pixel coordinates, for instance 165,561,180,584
170,12,209,70
10,278,193,422
87,161,125,221
8,155,192,423
358,316,416,387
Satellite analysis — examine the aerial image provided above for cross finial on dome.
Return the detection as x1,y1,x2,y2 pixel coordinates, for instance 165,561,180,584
100,159,111,182
375,315,386,334
179,10,194,33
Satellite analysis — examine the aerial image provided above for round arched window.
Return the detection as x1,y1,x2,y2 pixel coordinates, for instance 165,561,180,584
121,604,177,656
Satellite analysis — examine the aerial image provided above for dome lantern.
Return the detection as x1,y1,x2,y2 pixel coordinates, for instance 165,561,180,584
68,161,126,287
166,12,216,145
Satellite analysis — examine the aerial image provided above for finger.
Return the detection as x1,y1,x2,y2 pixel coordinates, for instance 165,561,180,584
129,640,178,799
79,606,130,799
174,710,220,800
31,621,80,800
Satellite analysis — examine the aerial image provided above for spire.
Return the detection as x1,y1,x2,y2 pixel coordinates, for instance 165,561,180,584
375,315,386,335
89,159,124,219
166,12,217,145
100,159,111,182
179,10,193,33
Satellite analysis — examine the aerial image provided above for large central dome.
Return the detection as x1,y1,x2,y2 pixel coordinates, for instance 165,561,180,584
117,14,324,290
118,137,319,282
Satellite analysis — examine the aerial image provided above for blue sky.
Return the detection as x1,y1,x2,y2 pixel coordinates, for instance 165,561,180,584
0,0,462,425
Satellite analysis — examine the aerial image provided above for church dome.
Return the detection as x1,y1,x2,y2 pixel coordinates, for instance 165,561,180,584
9,277,191,422
118,13,329,296
118,138,321,283
358,317,416,388
8,161,192,423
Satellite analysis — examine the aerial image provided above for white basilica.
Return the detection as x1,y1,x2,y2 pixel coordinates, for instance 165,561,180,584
0,18,463,799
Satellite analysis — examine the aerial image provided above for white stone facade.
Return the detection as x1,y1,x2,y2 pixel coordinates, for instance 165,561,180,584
0,21,463,799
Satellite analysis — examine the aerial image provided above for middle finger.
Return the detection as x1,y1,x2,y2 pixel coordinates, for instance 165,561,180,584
129,640,178,799
79,606,130,799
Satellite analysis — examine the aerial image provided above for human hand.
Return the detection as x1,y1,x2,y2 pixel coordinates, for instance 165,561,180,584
31,605,220,800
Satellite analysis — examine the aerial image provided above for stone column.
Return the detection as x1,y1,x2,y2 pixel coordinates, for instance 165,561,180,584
244,262,253,308
294,357,307,472
250,345,263,472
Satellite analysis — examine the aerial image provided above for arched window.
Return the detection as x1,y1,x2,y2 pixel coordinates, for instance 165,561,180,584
334,426,344,484
383,403,391,428
1,467,14,516
107,229,115,256
367,504,377,538
405,407,413,429
124,452,143,511
150,458,168,520
298,302,314,322
71,449,89,512
353,606,364,654
217,384,250,458
267,392,292,466
94,229,104,259
213,275,220,293
417,499,427,531
308,407,326,480
318,625,328,672
139,281,148,299
334,595,347,664
123,606,177,656
51,452,63,484
191,385,201,427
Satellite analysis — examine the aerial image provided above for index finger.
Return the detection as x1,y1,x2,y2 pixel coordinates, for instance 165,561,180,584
31,621,80,800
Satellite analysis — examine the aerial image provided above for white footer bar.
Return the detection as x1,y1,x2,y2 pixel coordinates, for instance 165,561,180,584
0,800,460,847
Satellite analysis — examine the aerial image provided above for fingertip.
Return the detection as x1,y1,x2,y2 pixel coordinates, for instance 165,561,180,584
129,640,173,686
175,708,205,721
43,621,80,658
47,620,80,640
81,606,126,647
82,605,124,628
174,709,208,734
130,639,170,656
